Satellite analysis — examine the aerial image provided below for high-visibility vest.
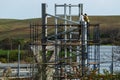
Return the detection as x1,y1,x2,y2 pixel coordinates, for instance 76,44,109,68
84,15,90,23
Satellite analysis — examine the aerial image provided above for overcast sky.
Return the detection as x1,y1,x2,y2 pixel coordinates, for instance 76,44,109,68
0,0,120,19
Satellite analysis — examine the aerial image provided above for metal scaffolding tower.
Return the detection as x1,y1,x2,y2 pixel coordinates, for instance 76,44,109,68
30,3,100,80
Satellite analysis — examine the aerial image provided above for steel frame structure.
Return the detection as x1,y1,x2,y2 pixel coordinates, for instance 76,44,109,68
30,3,100,80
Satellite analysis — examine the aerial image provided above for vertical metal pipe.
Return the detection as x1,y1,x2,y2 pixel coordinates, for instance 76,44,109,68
87,22,90,67
30,23,33,78
78,4,82,67
7,51,9,64
111,45,113,74
18,44,20,78
98,25,100,73
42,3,47,80
98,44,100,73
30,23,31,44
69,4,72,65
81,4,83,15
79,4,83,21
64,3,67,61
54,4,59,77
42,3,47,62
93,26,96,69
55,3,57,62
94,45,97,69
36,24,38,43
32,24,34,43
97,25,100,73
79,4,86,76
35,23,37,43
81,21,86,76
77,46,80,65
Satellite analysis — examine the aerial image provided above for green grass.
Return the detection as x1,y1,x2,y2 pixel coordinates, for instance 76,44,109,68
0,49,8,54
0,16,120,40
0,49,31,63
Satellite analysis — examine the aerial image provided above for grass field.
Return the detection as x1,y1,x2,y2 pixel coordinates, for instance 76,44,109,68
0,16,120,40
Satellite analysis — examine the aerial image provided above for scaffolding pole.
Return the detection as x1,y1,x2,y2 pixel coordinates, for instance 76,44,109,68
30,3,101,80
41,3,47,80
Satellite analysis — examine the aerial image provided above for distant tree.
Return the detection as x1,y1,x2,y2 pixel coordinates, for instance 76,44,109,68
100,27,120,45
0,38,12,50
0,38,26,50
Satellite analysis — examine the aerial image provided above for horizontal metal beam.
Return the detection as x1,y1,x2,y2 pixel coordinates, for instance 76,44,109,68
30,23,99,27
55,4,82,7
47,27,78,39
47,13,79,24
41,42,81,46
56,14,79,16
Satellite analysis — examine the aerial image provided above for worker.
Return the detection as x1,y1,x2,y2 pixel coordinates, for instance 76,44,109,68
83,13,90,26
